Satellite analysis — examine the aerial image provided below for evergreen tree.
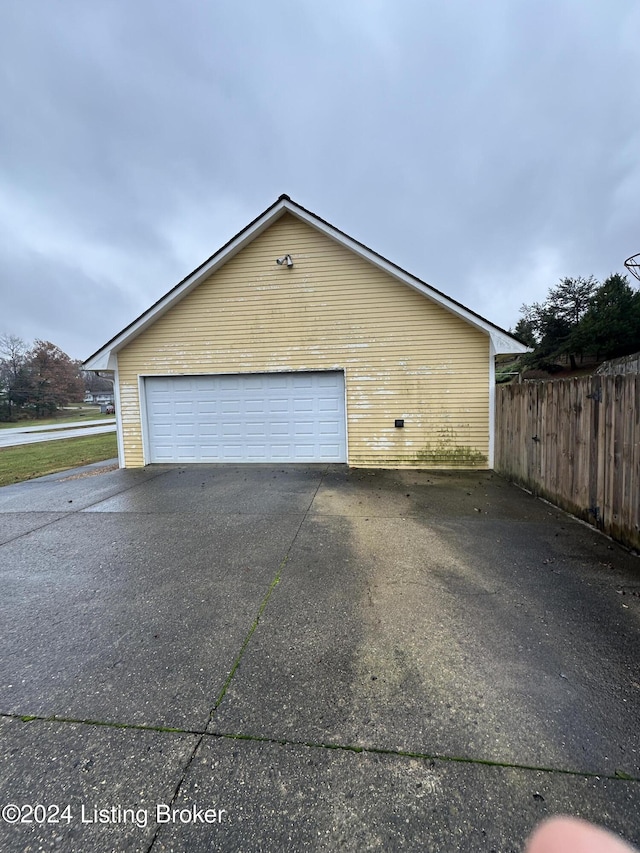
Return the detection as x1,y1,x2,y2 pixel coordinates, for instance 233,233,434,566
577,274,640,360
517,273,640,369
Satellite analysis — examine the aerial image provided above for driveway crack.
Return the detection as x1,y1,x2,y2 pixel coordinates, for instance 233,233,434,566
2,712,637,785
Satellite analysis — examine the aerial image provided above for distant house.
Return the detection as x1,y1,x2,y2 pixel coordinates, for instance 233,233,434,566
84,392,114,405
84,195,526,469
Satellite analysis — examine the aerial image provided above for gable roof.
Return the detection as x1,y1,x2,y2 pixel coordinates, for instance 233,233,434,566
84,194,528,369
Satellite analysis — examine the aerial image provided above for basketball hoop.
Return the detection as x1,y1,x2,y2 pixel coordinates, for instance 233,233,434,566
624,253,640,282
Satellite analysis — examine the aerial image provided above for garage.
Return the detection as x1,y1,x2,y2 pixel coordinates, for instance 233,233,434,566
84,195,527,469
144,371,347,463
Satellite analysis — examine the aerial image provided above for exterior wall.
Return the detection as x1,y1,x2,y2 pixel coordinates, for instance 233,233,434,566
116,213,491,468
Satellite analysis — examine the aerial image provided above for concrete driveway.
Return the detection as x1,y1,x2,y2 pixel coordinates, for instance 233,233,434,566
0,462,638,852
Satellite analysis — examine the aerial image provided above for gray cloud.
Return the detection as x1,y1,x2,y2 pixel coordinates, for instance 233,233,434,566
1,0,638,358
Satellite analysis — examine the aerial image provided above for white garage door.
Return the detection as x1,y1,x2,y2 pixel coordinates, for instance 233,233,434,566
145,372,347,463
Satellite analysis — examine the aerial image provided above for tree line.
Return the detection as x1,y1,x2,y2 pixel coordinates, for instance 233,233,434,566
0,335,111,422
514,273,640,371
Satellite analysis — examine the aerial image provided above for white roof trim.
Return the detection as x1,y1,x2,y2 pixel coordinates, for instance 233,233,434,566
84,197,526,369
283,202,527,354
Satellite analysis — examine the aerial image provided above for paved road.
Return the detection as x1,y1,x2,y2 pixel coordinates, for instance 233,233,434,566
0,419,116,448
0,463,638,851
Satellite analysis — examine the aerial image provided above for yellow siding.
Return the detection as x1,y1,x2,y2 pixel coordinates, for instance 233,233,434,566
117,213,490,468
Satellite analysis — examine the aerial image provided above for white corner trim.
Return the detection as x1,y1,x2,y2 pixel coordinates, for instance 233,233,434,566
113,363,125,469
488,341,496,469
138,375,151,466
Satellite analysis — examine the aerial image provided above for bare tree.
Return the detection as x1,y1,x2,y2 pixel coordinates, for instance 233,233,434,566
81,369,114,395
0,333,27,384
0,333,28,419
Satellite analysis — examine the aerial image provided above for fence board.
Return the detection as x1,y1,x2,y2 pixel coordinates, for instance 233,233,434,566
495,375,640,551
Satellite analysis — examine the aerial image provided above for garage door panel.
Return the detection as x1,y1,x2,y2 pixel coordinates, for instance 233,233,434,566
152,444,173,459
174,403,194,416
221,378,241,390
294,443,316,456
293,375,314,387
221,422,243,437
221,444,245,459
200,445,222,459
318,397,339,412
246,443,267,455
199,424,218,437
152,424,172,436
319,421,340,436
267,375,287,388
175,425,196,438
145,372,346,463
176,443,197,458
270,421,292,436
320,444,341,458
295,421,314,436
195,377,216,391
270,443,291,457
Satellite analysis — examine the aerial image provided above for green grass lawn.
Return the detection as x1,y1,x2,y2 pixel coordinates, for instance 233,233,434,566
0,406,112,430
0,433,118,487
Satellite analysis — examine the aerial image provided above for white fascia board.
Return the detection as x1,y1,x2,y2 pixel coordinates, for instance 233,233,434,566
283,202,527,355
83,196,526,367
83,203,290,369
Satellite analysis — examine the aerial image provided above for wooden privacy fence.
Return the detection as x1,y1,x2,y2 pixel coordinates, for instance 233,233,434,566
495,375,640,551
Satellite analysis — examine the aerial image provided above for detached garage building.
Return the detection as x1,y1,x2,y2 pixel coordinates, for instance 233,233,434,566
84,195,526,469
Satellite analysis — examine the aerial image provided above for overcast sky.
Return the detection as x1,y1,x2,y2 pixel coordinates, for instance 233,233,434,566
1,0,639,360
